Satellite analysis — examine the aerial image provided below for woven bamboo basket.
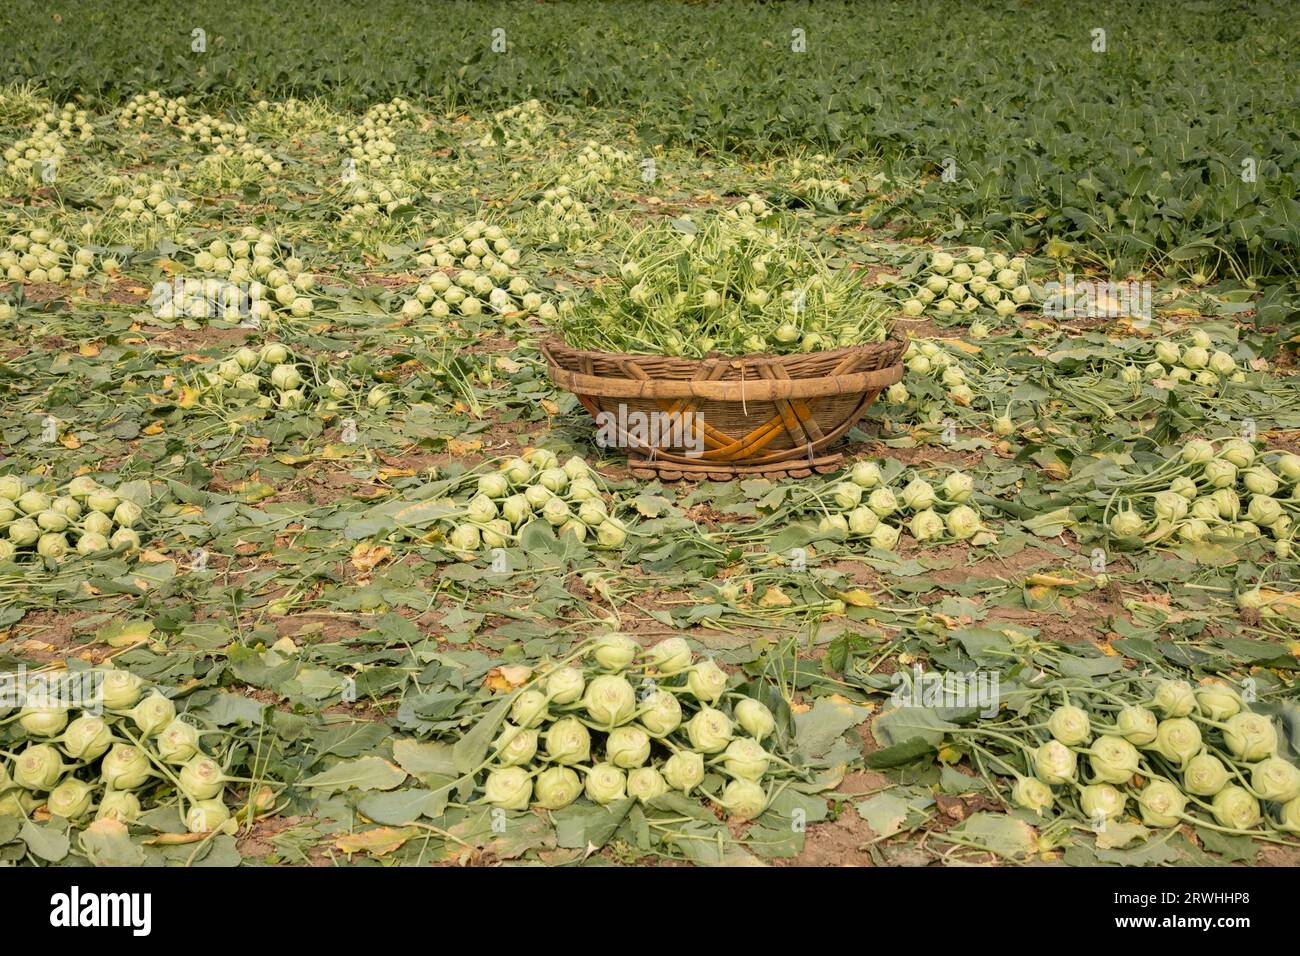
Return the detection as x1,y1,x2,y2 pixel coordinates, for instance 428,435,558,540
542,333,907,480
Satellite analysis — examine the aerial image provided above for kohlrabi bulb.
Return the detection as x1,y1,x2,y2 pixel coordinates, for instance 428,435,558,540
1211,785,1261,830
130,693,176,736
649,637,692,675
662,751,705,793
605,725,651,769
1012,776,1055,816
686,659,728,704
1080,784,1126,822
582,675,636,728
849,461,882,488
1032,740,1077,785
13,743,67,791
1222,712,1277,761
900,478,937,510
1149,718,1203,769
484,766,533,810
60,714,114,761
181,796,229,833
1115,706,1158,745
47,778,96,819
1047,705,1091,746
1180,749,1227,796
1252,758,1300,803
1087,735,1140,785
626,766,669,803
156,718,200,763
18,706,69,738
1137,780,1186,827
533,767,581,810
583,763,627,805
178,755,225,800
509,689,549,729
96,789,142,823
543,666,585,705
720,737,770,781
735,698,776,740
944,505,980,540
715,778,766,821
1194,682,1242,721
591,631,638,671
685,707,734,754
542,716,591,765
1151,679,1196,717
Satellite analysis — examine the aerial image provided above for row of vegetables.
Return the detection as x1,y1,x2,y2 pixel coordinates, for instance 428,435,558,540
0,476,144,562
952,676,1300,835
1107,438,1300,556
807,462,988,548
1,669,266,833
407,450,634,555
9,435,1297,567
474,634,793,820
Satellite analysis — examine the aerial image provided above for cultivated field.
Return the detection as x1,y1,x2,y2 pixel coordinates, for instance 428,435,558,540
0,1,1297,868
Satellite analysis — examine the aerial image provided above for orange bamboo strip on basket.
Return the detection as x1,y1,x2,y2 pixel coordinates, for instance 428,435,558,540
779,365,829,442
756,362,819,447
720,391,879,466
708,415,788,461
757,364,810,447
788,348,871,439
768,393,810,449
652,361,733,450
616,359,734,451
625,388,878,465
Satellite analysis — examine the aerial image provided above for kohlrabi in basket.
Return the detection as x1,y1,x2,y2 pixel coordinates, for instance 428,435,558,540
555,215,894,357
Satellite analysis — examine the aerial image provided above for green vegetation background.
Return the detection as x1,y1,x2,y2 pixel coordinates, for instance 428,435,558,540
4,0,1298,290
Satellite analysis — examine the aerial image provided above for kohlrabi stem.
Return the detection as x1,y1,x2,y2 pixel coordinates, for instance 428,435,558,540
115,725,187,791
942,726,1037,753
967,740,1024,777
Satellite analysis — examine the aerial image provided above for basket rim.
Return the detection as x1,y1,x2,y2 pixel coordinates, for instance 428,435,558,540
542,342,905,402
541,331,909,369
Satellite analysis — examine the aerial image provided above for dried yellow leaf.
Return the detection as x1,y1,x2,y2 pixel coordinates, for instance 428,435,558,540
838,589,877,608
335,827,421,856
447,437,482,456
350,542,392,572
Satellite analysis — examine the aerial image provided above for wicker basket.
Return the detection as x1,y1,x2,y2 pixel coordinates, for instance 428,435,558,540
542,334,907,479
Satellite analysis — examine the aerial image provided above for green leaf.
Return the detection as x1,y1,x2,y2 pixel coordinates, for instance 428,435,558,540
553,798,634,850
392,738,458,777
945,812,1036,858
793,697,871,759
20,820,70,863
1094,821,1150,850
1194,826,1258,863
452,695,512,774
357,788,442,825
871,705,958,748
79,819,147,867
311,722,393,758
864,738,937,769
856,791,931,838
302,756,408,793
